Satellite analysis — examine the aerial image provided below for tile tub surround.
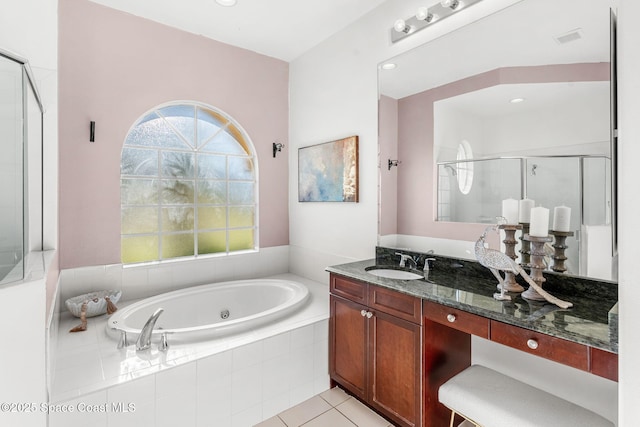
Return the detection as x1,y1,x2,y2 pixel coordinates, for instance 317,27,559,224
327,249,618,353
49,273,329,426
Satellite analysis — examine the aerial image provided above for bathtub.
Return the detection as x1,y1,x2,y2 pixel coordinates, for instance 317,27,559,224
107,278,310,342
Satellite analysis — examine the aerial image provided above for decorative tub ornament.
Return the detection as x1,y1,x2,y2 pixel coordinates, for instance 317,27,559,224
65,290,122,318
69,301,88,333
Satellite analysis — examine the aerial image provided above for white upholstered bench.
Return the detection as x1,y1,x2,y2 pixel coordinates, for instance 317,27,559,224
438,365,614,427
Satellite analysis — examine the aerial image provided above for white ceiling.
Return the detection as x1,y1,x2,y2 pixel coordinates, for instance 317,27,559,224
88,0,388,62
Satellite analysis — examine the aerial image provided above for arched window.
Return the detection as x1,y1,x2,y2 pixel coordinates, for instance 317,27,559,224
120,102,257,264
456,140,474,195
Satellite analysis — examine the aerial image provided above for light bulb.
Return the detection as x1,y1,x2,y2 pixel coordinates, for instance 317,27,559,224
416,7,434,22
394,19,409,33
441,0,460,9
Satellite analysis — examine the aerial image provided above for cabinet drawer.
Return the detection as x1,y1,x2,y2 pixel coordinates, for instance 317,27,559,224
330,274,367,305
423,300,489,338
490,320,589,371
369,285,421,324
590,347,618,382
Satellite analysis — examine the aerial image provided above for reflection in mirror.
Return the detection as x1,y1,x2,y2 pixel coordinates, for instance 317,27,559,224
378,0,617,281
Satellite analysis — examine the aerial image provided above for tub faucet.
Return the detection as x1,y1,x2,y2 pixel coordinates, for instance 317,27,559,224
136,307,164,351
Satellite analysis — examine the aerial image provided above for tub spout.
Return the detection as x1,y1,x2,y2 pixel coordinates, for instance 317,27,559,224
136,308,164,351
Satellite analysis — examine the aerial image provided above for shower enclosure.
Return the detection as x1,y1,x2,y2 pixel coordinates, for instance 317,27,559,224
437,155,611,276
0,49,44,285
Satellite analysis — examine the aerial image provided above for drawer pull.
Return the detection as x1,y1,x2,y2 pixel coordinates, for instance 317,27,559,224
527,339,539,350
361,309,367,317
366,311,373,319
447,314,456,323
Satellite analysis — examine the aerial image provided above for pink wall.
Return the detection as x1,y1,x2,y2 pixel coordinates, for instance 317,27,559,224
395,63,609,241
58,0,289,269
378,95,398,236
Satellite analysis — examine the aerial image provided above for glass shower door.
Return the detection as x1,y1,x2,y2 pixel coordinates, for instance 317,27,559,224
525,157,581,274
0,56,24,284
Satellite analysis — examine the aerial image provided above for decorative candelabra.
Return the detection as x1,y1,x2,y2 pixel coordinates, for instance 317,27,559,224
519,222,531,268
549,230,574,273
498,224,524,292
521,234,552,301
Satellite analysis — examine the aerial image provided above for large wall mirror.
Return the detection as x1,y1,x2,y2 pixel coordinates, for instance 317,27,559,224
378,0,617,281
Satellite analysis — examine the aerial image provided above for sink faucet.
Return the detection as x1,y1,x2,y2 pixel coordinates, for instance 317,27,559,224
395,252,417,269
136,307,164,351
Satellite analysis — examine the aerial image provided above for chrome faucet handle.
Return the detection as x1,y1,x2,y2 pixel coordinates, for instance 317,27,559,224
117,330,128,349
423,258,436,272
159,332,169,352
395,252,413,267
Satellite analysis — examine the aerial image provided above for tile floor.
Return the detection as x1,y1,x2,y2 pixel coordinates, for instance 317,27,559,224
255,387,394,427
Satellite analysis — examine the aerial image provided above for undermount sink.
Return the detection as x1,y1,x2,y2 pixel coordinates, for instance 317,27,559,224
365,266,423,280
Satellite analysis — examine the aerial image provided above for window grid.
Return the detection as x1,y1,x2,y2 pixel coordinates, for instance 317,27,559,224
121,102,257,264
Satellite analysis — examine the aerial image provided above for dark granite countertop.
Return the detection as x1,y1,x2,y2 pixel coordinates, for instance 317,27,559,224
326,250,618,353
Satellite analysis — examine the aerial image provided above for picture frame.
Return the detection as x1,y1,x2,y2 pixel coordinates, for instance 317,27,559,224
298,135,359,202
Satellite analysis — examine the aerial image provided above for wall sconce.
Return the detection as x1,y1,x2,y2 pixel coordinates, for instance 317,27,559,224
273,142,285,158
90,121,95,142
391,0,483,43
388,159,401,170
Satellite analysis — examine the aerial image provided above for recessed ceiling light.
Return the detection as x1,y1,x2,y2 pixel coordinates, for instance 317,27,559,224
381,63,397,70
215,0,237,6
510,97,525,104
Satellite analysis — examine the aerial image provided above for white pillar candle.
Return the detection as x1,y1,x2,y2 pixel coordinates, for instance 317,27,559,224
552,206,571,232
501,198,519,224
529,207,549,237
518,199,535,223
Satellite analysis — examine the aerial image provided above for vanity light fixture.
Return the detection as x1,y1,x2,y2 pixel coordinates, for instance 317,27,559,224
272,141,285,158
391,0,484,43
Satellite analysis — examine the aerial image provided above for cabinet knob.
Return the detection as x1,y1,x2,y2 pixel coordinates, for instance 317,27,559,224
366,311,373,319
446,314,456,323
361,309,367,317
527,339,539,350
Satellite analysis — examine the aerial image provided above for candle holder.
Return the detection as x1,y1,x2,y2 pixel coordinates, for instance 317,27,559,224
549,230,574,273
521,234,553,302
498,224,524,293
518,222,531,268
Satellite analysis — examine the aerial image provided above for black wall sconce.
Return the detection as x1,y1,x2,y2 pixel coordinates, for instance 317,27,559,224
388,159,401,170
90,121,96,142
273,142,285,158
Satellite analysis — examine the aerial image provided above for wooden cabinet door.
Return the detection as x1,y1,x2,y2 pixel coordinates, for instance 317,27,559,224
330,295,368,400
369,310,421,427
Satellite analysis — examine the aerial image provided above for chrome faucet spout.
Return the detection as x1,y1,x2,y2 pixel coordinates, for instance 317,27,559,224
136,307,164,351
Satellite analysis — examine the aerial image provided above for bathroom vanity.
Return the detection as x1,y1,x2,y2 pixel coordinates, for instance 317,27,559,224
327,251,618,427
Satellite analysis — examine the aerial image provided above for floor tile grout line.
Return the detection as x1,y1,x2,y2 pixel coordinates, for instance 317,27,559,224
298,407,358,427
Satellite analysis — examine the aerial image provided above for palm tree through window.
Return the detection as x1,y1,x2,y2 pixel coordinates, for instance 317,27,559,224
121,102,257,264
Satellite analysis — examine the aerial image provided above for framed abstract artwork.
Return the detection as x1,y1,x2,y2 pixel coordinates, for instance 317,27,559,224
298,135,359,202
